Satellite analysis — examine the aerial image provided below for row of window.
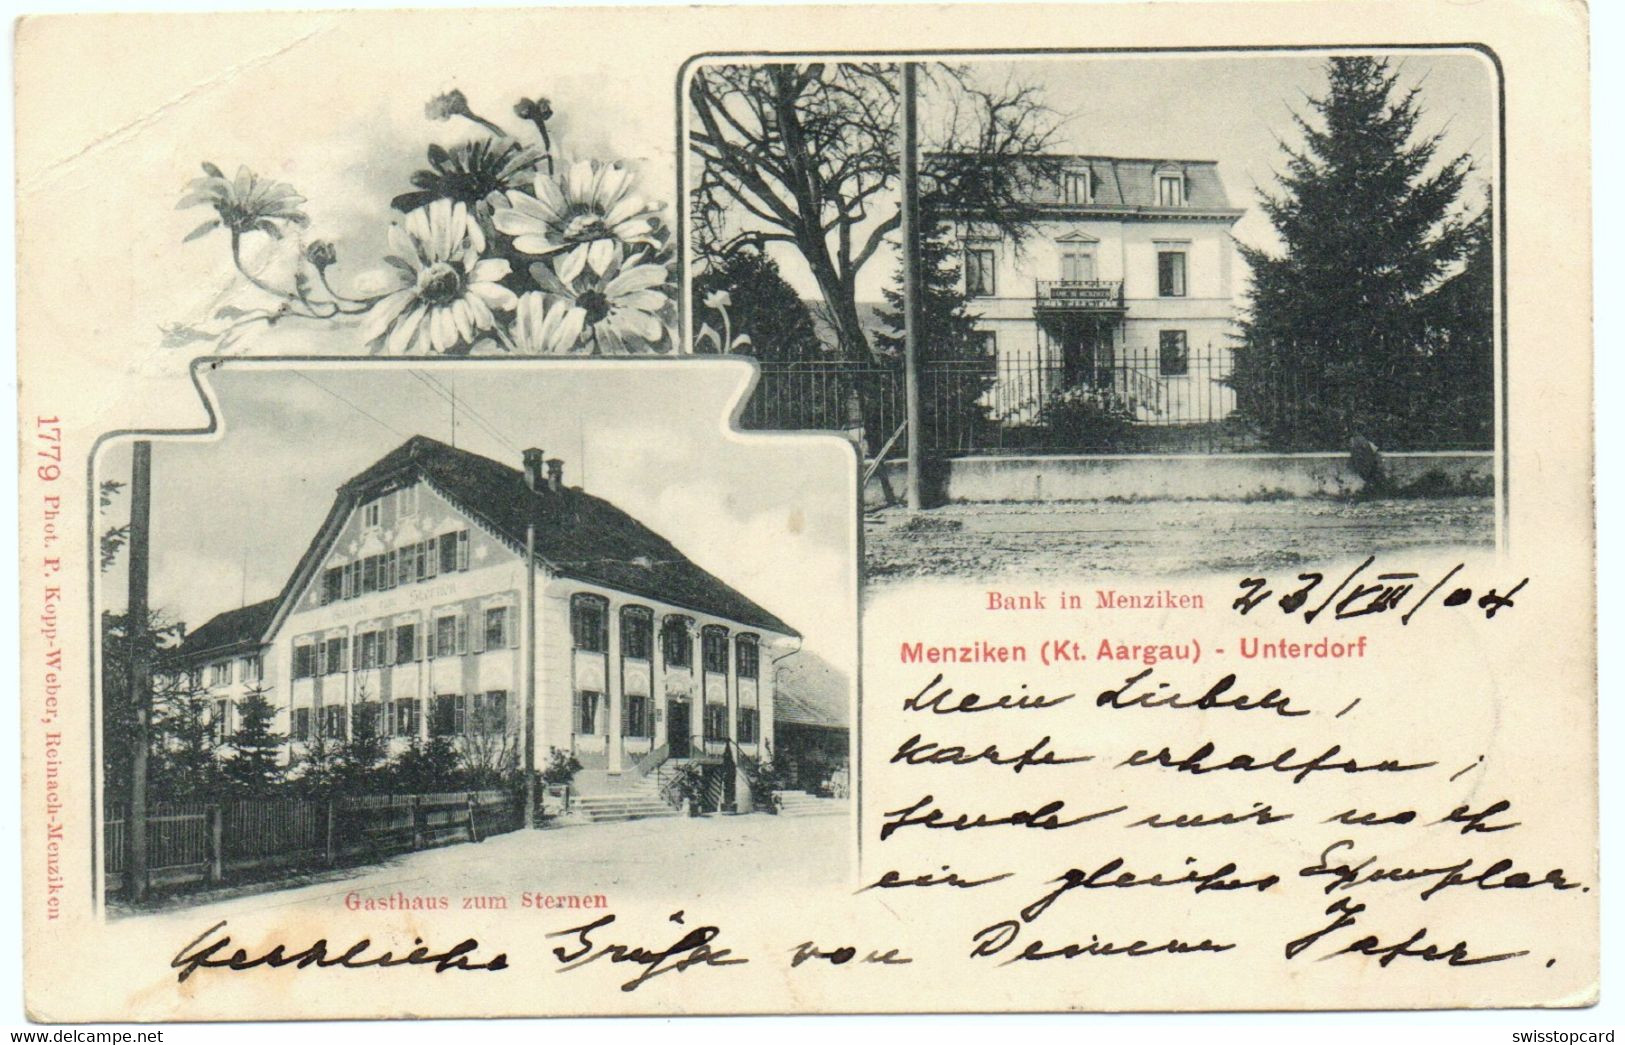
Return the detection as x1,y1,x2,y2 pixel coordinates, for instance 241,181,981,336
572,690,759,743
1055,170,1185,208
292,605,516,679
189,653,264,691
289,691,509,741
569,596,760,679
963,247,1188,298
319,529,470,605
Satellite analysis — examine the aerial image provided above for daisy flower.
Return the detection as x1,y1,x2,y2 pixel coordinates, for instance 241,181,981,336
526,248,671,354
178,162,308,241
493,160,663,283
363,199,517,354
510,292,586,354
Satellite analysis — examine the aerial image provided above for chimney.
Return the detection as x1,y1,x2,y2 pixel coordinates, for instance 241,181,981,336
522,448,545,492
545,458,564,492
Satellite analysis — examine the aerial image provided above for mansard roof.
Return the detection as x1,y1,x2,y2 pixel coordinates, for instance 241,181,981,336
929,152,1243,218
274,435,797,639
176,598,279,660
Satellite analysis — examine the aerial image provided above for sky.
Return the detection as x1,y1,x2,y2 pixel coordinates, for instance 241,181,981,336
95,362,858,669
692,49,1497,304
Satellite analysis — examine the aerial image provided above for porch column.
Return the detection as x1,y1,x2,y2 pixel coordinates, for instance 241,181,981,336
606,603,623,773
726,632,739,745
688,621,703,746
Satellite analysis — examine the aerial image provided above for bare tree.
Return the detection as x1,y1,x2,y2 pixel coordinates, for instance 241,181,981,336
688,62,1060,361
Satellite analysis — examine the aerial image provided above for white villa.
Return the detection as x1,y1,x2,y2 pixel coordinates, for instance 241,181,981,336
952,154,1245,422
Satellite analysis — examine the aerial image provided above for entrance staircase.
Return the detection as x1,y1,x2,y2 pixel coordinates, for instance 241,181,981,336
570,772,681,824
772,790,847,817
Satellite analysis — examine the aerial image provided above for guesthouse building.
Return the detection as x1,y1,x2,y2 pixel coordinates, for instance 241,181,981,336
171,436,811,801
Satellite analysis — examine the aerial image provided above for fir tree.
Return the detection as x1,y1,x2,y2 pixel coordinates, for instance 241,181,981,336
150,672,224,799
387,735,465,794
98,609,185,803
1232,57,1484,450
873,221,996,450
224,687,284,795
337,696,389,792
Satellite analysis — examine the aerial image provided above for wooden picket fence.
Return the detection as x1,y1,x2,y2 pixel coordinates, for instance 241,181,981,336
104,790,520,894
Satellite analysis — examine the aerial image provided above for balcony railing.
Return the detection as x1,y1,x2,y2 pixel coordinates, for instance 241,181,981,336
1034,279,1124,311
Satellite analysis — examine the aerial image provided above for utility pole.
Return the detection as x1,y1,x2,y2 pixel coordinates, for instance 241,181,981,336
522,520,537,827
899,61,924,511
126,441,152,902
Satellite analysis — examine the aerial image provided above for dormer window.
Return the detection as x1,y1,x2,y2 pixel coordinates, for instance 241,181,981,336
362,500,382,529
1156,172,1185,207
1062,170,1092,205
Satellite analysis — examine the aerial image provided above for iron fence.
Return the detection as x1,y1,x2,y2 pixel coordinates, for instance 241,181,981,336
743,346,1257,454
744,346,1491,455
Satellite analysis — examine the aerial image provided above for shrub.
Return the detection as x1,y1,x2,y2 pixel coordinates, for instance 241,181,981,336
540,747,583,788
1033,386,1136,450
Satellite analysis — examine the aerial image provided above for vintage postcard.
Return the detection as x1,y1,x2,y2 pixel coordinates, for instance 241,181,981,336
13,0,1595,1021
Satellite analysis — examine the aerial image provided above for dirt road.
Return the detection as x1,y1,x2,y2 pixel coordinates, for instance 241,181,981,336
864,496,1495,582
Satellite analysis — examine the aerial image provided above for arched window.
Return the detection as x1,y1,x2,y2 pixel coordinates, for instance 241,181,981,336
620,605,653,660
662,615,693,668
570,593,608,652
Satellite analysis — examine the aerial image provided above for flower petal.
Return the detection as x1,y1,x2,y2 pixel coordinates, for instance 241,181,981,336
430,307,458,352
527,261,573,296
493,207,545,238
613,306,664,343
530,174,569,220
362,289,418,343
618,289,668,313
511,234,565,256
470,258,512,284
464,293,495,330
468,280,519,310
593,164,634,209
450,299,476,343
555,243,589,284
553,305,587,351
586,237,617,277
388,225,424,272
605,263,668,296
564,160,596,203
384,305,425,355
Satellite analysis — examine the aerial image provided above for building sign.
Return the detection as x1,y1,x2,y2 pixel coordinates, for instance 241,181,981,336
1038,280,1123,309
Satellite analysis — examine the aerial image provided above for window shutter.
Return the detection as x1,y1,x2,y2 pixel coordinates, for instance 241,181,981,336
472,610,487,654
316,643,328,676
572,691,582,734
454,695,466,734
415,623,425,661
457,531,470,571
507,606,519,648
456,613,469,655
423,541,438,579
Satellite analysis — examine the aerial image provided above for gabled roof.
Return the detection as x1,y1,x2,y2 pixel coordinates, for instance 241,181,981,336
275,436,797,638
772,648,849,731
177,598,278,660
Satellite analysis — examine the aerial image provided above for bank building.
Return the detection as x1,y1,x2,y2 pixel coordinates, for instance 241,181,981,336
950,153,1245,422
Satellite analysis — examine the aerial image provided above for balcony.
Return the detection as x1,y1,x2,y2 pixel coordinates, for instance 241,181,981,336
1034,279,1124,312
